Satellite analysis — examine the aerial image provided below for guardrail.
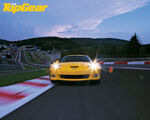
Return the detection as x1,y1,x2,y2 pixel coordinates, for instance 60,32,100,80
99,61,150,65
98,57,150,62
0,58,16,64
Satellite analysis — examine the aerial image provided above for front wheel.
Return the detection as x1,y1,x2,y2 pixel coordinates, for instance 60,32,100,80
51,80,58,84
93,79,101,84
87,79,101,85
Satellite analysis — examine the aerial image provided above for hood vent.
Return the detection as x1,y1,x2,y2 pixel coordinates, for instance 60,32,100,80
70,66,79,68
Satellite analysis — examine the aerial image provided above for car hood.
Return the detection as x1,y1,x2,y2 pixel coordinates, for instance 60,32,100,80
59,62,90,72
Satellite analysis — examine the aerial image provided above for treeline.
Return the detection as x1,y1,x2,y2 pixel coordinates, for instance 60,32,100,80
62,34,150,58
13,37,80,50
1,34,150,58
0,39,9,45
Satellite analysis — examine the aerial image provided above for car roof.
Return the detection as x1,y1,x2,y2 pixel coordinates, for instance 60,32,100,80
66,55,88,56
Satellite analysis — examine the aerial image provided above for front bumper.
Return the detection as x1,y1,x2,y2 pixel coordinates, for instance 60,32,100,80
50,73,101,81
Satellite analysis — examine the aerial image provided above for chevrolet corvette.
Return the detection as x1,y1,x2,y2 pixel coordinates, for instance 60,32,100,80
49,55,101,83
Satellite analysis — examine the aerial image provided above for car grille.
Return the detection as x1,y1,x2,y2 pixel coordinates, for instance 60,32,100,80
60,75,89,79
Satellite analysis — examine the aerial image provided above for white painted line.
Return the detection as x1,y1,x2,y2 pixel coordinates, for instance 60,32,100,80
40,75,49,79
0,85,29,94
28,79,50,84
0,84,54,119
115,67,150,70
128,61,145,64
0,75,54,119
100,61,150,65
103,62,114,64
104,67,150,71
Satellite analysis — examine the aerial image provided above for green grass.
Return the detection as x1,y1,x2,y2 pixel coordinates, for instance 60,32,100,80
23,65,41,70
37,52,50,61
25,51,42,64
25,51,32,62
0,70,49,87
31,52,41,63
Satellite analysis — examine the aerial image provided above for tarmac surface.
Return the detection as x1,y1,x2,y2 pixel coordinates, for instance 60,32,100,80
2,65,150,120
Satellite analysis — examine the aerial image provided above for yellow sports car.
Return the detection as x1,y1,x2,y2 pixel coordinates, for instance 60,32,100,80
49,55,101,83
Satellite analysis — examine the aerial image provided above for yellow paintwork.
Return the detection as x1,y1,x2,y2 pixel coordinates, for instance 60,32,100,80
49,60,101,81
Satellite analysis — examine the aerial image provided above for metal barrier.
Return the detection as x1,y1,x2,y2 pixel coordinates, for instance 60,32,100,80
0,58,16,64
98,57,150,62
0,58,22,70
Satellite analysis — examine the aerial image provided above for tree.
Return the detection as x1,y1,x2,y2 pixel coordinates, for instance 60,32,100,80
128,33,141,57
0,46,5,52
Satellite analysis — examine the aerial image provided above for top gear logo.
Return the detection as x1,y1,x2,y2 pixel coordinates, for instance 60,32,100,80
3,3,48,14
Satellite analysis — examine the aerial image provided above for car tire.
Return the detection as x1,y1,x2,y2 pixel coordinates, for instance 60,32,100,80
94,79,101,84
94,79,102,84
51,80,58,84
88,80,101,85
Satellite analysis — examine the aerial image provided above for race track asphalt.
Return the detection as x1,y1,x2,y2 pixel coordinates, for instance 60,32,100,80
2,67,150,120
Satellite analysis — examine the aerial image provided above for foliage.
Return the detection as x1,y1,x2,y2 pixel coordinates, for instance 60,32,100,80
0,46,5,52
127,33,141,57
13,37,80,51
0,35,150,58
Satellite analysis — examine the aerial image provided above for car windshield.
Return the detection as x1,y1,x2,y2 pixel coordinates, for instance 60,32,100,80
60,56,91,62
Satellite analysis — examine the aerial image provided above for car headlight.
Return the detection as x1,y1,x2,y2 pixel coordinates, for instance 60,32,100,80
51,62,60,69
89,62,100,70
